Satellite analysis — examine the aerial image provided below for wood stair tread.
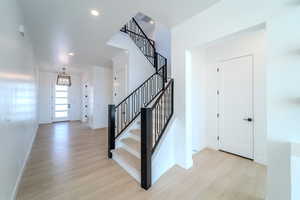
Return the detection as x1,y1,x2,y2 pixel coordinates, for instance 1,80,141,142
130,129,141,137
113,148,140,172
121,138,140,155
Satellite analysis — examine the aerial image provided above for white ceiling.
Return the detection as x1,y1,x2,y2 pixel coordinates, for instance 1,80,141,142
18,0,220,72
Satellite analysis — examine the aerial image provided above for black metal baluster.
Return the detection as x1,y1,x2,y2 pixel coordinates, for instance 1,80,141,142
116,107,119,133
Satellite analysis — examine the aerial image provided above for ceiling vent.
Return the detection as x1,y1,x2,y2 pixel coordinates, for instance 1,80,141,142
135,13,152,23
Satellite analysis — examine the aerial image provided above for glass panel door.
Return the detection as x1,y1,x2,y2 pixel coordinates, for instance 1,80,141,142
53,85,69,121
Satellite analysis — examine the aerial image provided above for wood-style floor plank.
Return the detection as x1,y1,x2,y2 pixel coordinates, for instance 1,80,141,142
17,121,266,200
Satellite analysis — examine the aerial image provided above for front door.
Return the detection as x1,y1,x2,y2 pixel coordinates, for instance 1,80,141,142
218,55,254,159
53,85,69,122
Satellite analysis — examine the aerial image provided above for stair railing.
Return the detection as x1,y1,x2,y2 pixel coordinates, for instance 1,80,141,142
141,79,174,189
121,18,157,69
156,52,167,83
108,17,173,191
108,17,168,159
108,65,167,158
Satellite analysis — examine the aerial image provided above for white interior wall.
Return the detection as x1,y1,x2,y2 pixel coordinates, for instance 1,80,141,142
92,66,113,129
152,23,172,77
68,74,82,121
38,71,54,124
187,49,207,153
0,0,38,199
87,69,94,129
171,1,296,199
291,155,300,200
38,71,82,123
192,29,267,164
107,32,155,93
266,8,300,200
291,143,300,200
112,51,128,104
87,66,113,129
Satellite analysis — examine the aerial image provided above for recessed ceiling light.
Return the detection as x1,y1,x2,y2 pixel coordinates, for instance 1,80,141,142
68,52,75,56
149,20,154,24
90,9,99,16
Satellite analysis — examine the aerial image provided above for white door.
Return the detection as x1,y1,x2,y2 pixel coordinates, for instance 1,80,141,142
53,85,69,122
218,55,254,159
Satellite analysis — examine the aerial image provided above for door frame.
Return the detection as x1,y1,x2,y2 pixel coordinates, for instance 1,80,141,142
216,54,255,159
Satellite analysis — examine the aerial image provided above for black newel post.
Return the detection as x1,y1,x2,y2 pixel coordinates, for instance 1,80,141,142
108,104,116,159
141,107,153,190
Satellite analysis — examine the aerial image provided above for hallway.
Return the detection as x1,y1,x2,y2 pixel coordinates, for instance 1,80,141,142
17,122,266,200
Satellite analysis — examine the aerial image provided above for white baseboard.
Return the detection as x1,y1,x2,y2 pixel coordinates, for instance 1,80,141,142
11,125,38,200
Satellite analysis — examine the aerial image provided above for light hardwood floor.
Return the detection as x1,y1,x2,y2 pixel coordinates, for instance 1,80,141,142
17,121,266,200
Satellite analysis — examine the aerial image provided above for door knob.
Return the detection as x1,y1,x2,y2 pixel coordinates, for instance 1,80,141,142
243,118,253,122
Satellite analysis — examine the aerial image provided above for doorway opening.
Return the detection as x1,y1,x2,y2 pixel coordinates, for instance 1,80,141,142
187,24,267,164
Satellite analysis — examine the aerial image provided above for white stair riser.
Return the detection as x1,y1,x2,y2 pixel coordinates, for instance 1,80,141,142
112,121,141,183
112,152,141,183
121,142,141,159
128,131,140,141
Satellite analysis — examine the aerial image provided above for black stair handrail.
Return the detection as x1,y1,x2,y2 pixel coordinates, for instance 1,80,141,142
140,79,174,189
123,18,156,49
121,17,158,68
121,27,155,47
132,18,155,49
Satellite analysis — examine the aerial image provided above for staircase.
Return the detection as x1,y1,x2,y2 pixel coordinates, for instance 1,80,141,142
108,17,174,190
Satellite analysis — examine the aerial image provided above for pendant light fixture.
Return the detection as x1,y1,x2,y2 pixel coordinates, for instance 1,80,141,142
57,67,71,86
